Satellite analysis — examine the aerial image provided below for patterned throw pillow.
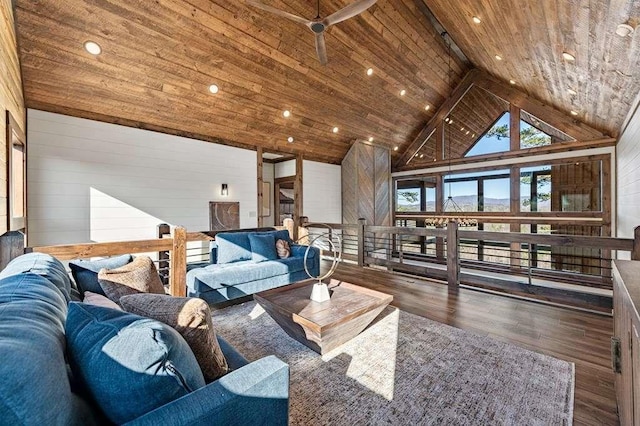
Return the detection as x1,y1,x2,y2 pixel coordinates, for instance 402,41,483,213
98,256,165,305
276,239,290,259
120,294,229,382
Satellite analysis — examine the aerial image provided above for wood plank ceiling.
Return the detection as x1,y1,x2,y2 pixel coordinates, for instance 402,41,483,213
423,0,640,139
14,0,468,164
14,1,640,166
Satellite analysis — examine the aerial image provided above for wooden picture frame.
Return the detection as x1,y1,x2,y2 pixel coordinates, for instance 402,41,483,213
261,182,271,217
6,112,26,231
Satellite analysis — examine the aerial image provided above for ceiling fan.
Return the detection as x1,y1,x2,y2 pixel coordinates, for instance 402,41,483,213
246,0,377,65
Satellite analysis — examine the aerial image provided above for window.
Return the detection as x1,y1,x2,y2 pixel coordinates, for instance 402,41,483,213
395,177,436,212
6,112,26,231
443,169,510,213
465,113,511,157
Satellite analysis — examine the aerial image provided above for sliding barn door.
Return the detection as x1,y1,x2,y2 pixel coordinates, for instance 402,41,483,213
342,141,391,257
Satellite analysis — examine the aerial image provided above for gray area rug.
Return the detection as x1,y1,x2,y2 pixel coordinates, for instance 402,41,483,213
213,302,574,425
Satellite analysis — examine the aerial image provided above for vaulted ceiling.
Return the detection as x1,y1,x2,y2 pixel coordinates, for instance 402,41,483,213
13,0,640,166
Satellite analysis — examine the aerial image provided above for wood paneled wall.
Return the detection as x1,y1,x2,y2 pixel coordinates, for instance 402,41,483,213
342,141,391,250
617,100,640,256
0,0,26,234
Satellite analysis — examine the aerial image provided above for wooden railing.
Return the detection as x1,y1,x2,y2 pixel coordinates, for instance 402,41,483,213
302,220,640,311
0,228,193,297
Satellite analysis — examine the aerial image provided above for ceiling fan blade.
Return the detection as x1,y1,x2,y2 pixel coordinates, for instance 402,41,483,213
322,0,377,27
315,32,328,65
245,0,311,26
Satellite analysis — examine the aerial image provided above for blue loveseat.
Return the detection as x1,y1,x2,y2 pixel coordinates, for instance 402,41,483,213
187,229,320,304
0,252,289,425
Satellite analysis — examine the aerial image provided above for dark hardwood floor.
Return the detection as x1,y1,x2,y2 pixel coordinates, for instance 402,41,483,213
329,262,618,426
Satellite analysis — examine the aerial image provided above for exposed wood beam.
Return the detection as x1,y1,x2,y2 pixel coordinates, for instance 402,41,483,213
257,147,264,227
395,68,480,168
412,0,471,68
395,69,610,172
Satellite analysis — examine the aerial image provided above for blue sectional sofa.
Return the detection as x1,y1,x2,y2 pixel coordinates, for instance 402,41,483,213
0,252,289,425
187,229,320,304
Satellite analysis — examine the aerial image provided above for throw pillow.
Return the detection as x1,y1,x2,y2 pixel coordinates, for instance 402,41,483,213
120,294,229,382
276,239,290,259
215,232,253,264
98,256,165,305
69,254,133,297
83,291,122,311
248,233,278,262
65,302,206,424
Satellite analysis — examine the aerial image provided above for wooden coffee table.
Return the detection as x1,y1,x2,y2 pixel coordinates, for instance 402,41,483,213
254,279,393,354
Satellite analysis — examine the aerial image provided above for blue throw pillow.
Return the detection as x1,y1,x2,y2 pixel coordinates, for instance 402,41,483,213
249,233,278,262
65,303,206,424
69,254,133,297
215,233,253,264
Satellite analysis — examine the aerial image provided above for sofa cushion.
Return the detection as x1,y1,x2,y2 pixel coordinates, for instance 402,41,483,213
270,229,292,243
249,233,278,262
216,232,253,264
291,243,317,259
0,267,92,425
83,291,122,311
69,254,133,297
65,303,206,424
98,256,165,305
188,260,293,290
0,252,73,303
120,294,229,382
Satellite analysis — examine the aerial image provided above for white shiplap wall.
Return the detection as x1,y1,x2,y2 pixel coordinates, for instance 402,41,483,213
617,104,640,259
27,110,258,246
303,160,341,223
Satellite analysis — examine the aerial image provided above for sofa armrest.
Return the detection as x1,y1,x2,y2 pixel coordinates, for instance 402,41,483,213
290,244,319,259
124,356,289,426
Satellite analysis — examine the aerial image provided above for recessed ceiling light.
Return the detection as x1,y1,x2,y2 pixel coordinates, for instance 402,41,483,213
616,23,635,38
562,52,576,61
444,117,449,122
419,154,424,158
366,67,374,76
393,146,399,151
287,136,294,143
368,136,374,142
495,54,503,61
472,16,481,24
283,110,291,118
570,110,579,116
208,84,219,94
84,41,102,55
425,105,430,111
567,88,577,95
472,133,476,138
466,130,470,135
400,89,406,96
509,79,516,85
332,126,339,133
449,120,453,124
460,127,464,131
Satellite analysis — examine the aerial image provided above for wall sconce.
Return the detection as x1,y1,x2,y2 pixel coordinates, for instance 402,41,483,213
221,183,228,196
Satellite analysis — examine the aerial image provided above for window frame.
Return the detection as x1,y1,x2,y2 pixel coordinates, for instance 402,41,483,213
6,111,26,231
